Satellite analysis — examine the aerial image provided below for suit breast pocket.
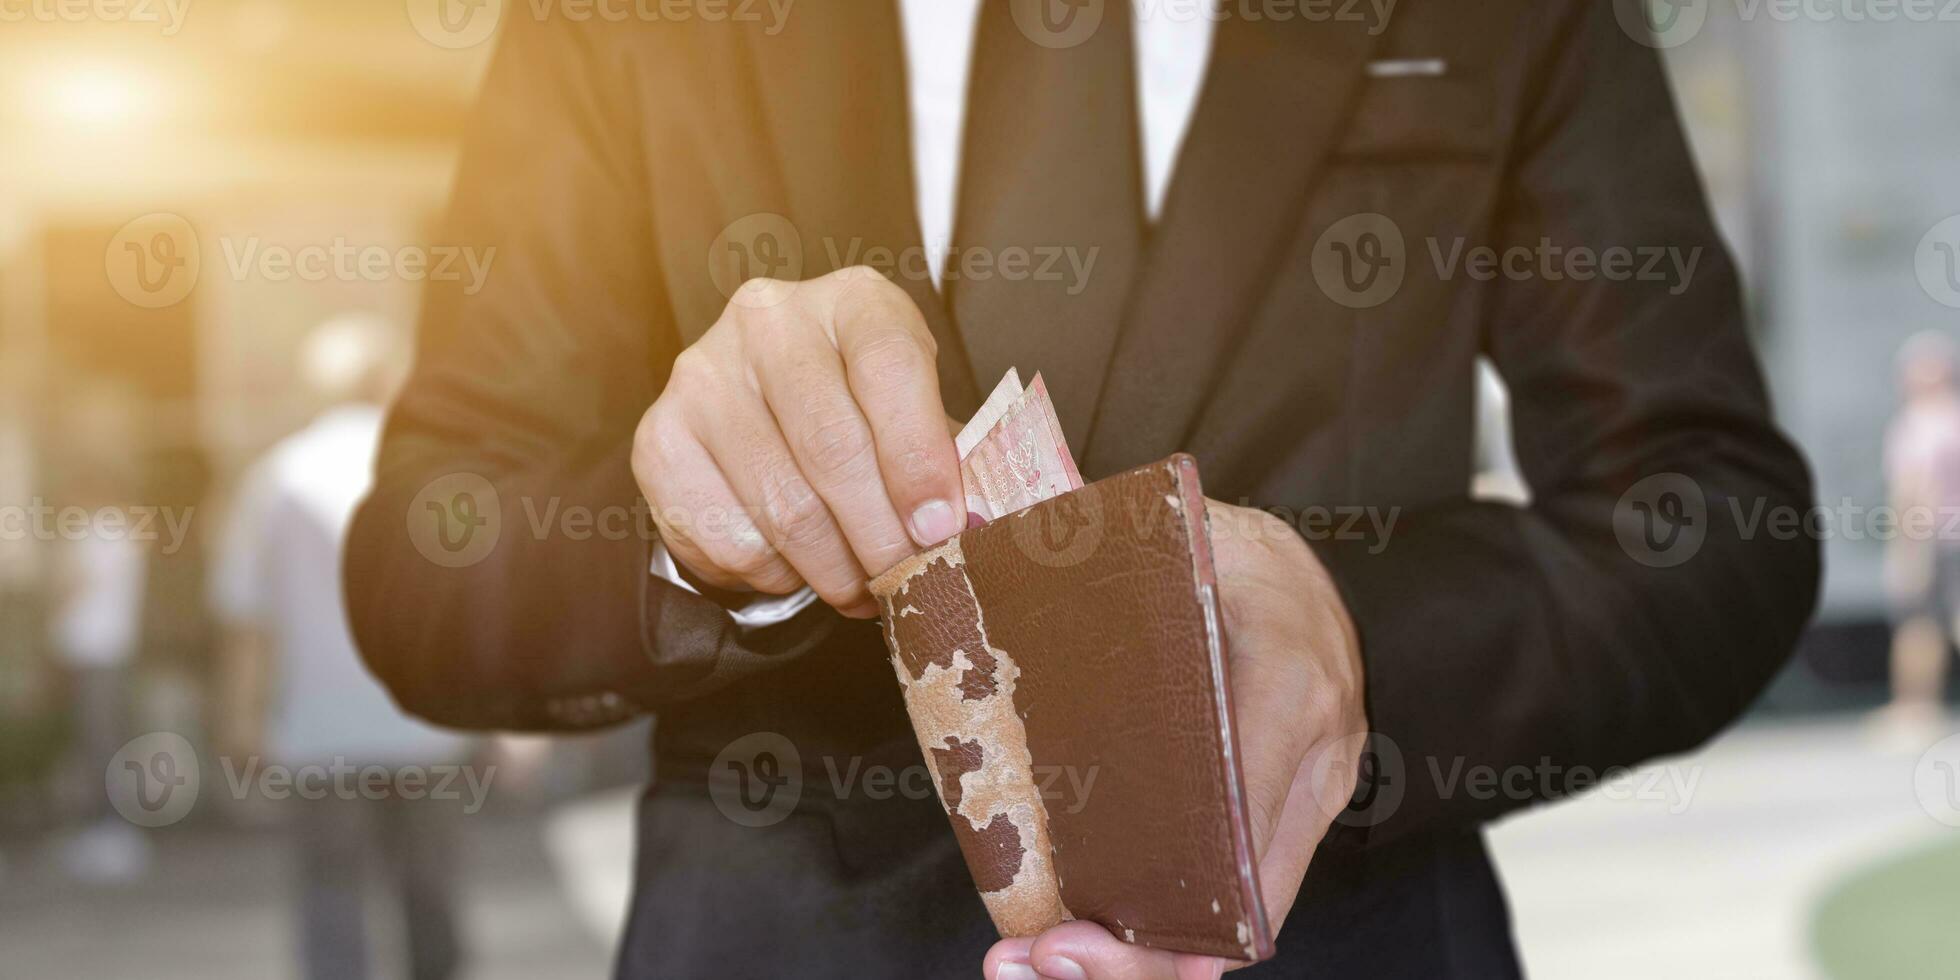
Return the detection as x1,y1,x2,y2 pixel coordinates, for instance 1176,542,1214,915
1335,67,1498,162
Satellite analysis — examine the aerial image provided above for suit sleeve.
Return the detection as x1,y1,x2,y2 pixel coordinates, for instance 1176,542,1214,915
1313,2,1819,837
343,15,835,733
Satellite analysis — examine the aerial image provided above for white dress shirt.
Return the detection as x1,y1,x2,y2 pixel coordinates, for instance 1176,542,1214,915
653,0,1217,625
215,405,471,764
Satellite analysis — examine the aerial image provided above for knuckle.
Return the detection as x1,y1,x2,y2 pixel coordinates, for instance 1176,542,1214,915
810,576,870,612
731,301,788,345
852,268,905,305
722,542,791,588
761,473,832,548
733,276,787,305
867,286,920,329
1245,781,1287,844
1255,509,1297,544
851,331,931,390
799,411,877,482
831,264,890,287
632,405,681,479
667,346,718,393
883,442,945,496
741,560,797,592
838,277,931,345
859,537,920,582
748,565,807,596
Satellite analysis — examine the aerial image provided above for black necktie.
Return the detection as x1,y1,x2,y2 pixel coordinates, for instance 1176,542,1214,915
947,0,1146,447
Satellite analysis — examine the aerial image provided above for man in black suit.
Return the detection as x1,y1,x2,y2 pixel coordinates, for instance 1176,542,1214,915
346,1,1819,976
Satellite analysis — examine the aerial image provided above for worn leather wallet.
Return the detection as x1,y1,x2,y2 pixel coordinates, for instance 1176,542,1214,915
868,454,1274,961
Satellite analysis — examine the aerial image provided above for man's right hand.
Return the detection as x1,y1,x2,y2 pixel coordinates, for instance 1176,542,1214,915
632,266,965,619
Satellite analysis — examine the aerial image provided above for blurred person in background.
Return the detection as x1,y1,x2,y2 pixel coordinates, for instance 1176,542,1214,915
211,313,472,980
1879,329,1960,743
48,381,152,884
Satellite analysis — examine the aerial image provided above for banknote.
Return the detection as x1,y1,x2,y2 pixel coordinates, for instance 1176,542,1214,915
956,367,1023,458
957,372,1083,523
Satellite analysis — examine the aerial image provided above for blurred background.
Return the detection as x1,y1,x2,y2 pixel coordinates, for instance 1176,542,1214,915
0,2,1957,977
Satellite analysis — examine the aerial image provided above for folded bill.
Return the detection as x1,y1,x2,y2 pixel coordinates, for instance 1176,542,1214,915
957,367,1023,459
957,370,1084,524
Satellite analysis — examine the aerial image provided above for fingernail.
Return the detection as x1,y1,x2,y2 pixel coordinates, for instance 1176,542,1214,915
909,499,961,546
1036,956,1088,980
995,964,1037,980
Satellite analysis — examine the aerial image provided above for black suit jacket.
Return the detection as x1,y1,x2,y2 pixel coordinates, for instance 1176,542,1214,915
345,1,1820,976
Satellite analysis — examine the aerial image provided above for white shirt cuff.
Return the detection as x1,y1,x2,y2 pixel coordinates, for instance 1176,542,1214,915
649,540,820,630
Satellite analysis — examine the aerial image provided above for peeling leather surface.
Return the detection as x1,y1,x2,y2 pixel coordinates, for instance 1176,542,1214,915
874,539,1070,936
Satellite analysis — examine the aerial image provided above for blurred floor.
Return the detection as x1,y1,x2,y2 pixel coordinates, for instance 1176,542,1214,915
0,812,611,980
1490,716,1958,980
1811,834,1960,979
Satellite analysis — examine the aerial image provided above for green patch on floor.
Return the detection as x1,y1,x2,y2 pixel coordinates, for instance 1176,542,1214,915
1812,834,1960,979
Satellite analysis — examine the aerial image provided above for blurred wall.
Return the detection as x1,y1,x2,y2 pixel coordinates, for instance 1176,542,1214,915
1660,8,1959,622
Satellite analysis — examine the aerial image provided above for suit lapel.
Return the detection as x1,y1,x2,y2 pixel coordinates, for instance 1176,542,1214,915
1083,11,1383,476
742,1,981,416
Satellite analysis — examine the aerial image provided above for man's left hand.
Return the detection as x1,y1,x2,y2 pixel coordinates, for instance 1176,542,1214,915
983,499,1368,980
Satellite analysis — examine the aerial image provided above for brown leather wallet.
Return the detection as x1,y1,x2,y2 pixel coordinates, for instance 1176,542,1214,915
869,454,1273,961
